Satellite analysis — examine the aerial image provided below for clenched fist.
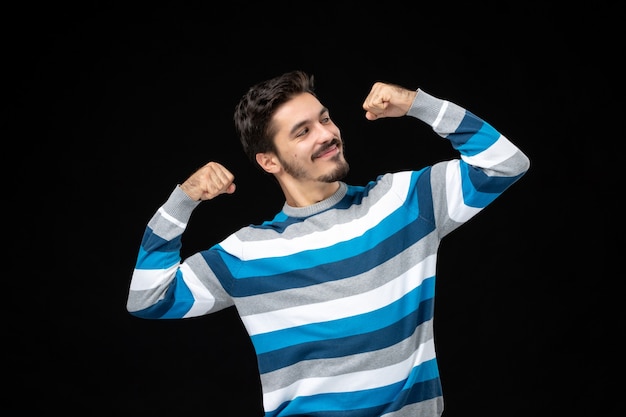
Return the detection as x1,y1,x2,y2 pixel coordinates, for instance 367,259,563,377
362,82,417,121
180,161,236,201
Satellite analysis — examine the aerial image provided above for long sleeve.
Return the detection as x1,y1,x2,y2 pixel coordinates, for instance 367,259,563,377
125,87,530,416
407,88,530,238
126,185,234,318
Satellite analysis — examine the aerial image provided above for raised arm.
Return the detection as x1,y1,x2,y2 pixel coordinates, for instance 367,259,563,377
362,82,417,120
126,161,237,319
366,83,531,237
179,161,236,201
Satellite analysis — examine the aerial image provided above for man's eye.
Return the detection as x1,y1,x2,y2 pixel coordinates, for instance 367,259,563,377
321,117,330,124
296,128,309,137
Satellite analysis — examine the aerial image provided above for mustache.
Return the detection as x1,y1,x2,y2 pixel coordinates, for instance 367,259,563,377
312,138,342,159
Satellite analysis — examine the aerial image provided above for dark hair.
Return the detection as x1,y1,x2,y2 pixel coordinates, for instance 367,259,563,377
234,70,316,166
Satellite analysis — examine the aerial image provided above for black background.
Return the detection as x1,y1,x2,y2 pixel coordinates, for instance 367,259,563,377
10,2,620,416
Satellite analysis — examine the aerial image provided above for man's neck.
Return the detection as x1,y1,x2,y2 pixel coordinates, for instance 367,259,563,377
280,181,341,208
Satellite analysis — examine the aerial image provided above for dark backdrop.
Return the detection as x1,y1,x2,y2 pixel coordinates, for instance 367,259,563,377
11,3,619,416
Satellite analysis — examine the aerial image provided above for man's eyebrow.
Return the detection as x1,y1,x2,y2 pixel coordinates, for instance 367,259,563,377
289,107,329,136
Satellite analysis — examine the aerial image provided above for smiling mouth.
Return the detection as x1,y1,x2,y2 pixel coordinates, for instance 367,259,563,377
313,139,341,160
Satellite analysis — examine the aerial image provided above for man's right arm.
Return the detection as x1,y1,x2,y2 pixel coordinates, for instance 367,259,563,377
126,161,236,319
179,161,236,201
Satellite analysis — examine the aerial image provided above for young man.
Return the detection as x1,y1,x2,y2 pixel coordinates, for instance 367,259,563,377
127,70,530,416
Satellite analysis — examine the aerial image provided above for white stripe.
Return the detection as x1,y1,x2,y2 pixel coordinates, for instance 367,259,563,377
445,161,481,223
242,254,437,335
130,265,178,290
263,338,436,411
221,172,413,260
179,263,216,317
158,206,187,229
432,101,448,129
462,134,518,169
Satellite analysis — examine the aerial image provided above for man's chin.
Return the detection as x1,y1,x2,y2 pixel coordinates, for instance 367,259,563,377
318,162,350,183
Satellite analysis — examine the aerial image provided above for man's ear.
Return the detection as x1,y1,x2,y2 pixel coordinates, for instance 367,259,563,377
255,152,280,174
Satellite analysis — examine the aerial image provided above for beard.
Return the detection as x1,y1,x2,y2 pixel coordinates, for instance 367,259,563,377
278,139,350,183
316,157,350,182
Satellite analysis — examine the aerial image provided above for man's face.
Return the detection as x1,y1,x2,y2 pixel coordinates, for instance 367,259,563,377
270,92,349,183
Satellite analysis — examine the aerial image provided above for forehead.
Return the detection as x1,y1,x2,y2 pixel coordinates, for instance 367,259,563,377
273,92,324,132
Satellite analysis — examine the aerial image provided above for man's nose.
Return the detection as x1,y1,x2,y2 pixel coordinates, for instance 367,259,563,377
316,124,335,142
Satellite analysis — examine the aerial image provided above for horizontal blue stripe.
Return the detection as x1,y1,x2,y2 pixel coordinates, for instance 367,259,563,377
460,162,499,208
208,213,434,297
265,360,441,417
222,211,412,280
129,271,193,319
336,183,370,208
257,212,301,232
257,296,435,374
220,171,430,280
252,277,435,354
448,112,495,154
257,184,372,231
208,170,435,297
135,228,181,270
141,227,181,253
461,161,524,208
161,271,195,318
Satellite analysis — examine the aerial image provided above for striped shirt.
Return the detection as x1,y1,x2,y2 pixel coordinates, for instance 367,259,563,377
127,89,530,416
